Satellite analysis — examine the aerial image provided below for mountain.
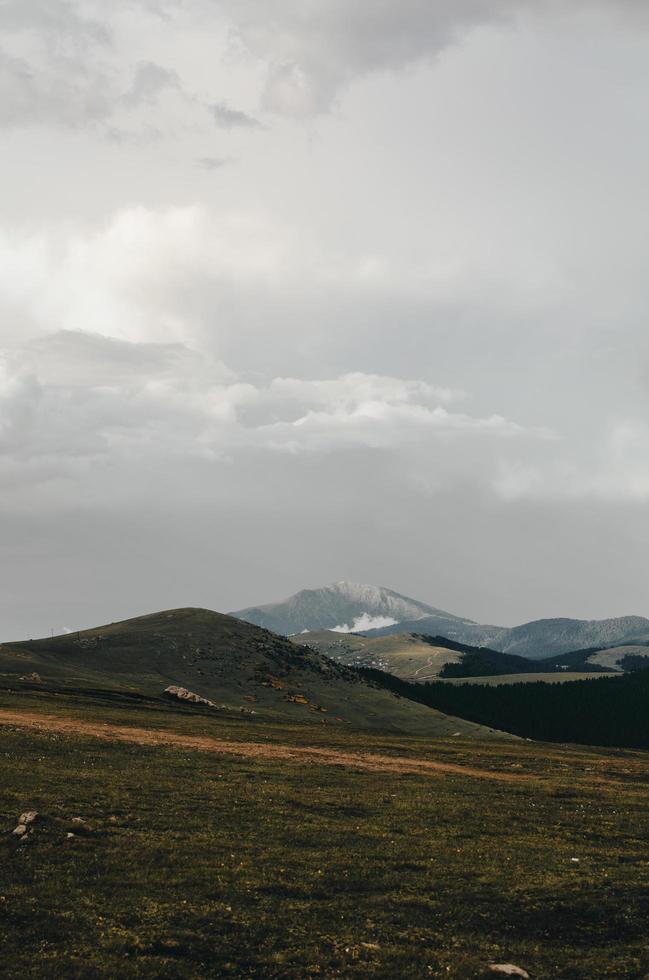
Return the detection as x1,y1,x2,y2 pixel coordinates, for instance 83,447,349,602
0,607,502,737
489,616,649,659
362,614,649,660
231,581,649,660
230,581,475,636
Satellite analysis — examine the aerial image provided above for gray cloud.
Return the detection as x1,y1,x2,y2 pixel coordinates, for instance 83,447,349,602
0,0,112,127
1,1,649,636
197,156,231,170
223,0,515,115
0,3,191,131
0,331,539,481
1,0,646,131
211,101,261,129
0,48,112,128
218,0,649,115
122,61,180,105
0,0,107,41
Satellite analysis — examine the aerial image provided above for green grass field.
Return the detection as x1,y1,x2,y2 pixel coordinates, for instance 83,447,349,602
438,672,620,686
294,631,464,682
1,687,648,979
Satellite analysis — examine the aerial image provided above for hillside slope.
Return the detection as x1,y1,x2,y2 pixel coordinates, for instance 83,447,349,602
0,608,502,737
359,669,649,749
292,631,464,681
296,631,552,683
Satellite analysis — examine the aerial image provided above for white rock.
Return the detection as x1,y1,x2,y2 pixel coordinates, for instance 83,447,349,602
487,966,530,979
164,686,217,708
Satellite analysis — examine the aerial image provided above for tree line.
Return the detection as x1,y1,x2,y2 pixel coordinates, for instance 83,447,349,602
358,668,649,748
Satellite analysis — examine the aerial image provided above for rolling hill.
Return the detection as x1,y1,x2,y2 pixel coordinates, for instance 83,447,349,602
294,631,558,683
540,642,649,672
0,607,502,737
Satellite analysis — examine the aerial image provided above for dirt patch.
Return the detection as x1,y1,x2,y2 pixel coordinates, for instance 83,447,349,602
0,708,528,782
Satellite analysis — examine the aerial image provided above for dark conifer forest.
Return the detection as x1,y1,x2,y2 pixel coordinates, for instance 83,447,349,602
359,669,649,748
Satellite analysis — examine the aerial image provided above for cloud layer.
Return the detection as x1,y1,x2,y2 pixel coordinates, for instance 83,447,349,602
3,0,646,131
1,2,649,635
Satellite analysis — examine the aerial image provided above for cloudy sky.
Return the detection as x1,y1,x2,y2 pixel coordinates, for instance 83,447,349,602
2,0,649,637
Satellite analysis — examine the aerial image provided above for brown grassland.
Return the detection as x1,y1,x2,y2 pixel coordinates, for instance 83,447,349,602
1,685,648,979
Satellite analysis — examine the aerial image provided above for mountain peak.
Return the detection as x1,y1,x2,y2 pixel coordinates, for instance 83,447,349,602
230,582,467,636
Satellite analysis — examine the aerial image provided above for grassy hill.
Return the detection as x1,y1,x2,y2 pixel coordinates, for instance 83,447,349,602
299,631,593,682
583,644,649,671
538,642,649,672
292,631,466,681
0,608,501,738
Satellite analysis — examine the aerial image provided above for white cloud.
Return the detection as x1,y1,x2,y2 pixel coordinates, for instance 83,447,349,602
0,323,546,514
331,614,398,633
0,206,293,347
268,374,462,409
253,400,534,456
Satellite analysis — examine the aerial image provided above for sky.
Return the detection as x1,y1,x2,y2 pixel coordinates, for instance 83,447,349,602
2,0,649,637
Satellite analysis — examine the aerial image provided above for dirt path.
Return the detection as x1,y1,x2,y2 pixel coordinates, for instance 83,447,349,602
0,709,527,782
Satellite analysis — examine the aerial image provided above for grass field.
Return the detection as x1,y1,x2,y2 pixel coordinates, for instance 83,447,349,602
438,672,620,686
1,687,649,979
294,631,464,682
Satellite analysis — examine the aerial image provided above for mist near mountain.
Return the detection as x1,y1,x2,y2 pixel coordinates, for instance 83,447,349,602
231,581,473,637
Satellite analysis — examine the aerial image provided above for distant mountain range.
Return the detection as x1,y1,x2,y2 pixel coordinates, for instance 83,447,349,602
231,582,649,660
365,614,649,660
